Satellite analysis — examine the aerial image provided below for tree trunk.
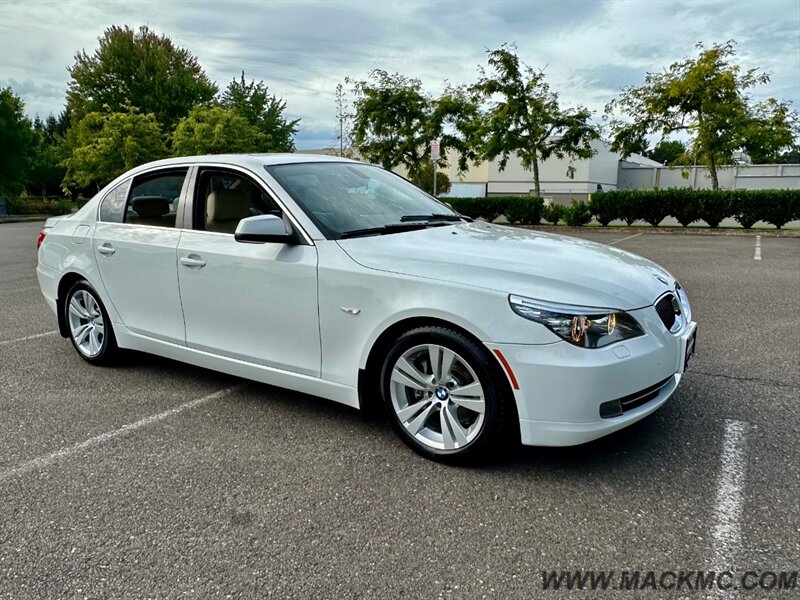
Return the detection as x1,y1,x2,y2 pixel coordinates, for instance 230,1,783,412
707,151,719,190
697,109,719,191
532,151,541,197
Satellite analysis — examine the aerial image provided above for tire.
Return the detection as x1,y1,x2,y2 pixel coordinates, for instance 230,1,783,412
380,326,511,462
64,280,119,365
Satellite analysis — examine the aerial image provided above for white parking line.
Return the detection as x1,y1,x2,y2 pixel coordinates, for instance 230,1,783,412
0,330,58,346
712,419,748,572
609,232,644,245
0,385,242,483
754,235,761,261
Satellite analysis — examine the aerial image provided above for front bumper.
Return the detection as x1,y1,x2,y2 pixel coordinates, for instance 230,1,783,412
487,306,696,447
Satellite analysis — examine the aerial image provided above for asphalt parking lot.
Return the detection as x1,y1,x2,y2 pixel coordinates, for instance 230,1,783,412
1,221,798,598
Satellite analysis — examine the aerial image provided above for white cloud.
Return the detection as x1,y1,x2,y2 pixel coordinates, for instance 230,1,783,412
1,0,797,148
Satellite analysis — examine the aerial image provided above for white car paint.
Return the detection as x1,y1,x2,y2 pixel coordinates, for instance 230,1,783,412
37,154,696,450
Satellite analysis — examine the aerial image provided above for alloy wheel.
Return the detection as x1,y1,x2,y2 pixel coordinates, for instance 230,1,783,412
389,344,486,451
67,290,105,358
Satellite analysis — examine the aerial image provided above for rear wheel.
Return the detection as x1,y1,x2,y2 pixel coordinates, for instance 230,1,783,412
64,280,118,364
381,326,509,462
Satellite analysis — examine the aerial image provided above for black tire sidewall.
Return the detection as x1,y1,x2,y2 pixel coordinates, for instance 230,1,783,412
65,280,115,364
380,327,505,462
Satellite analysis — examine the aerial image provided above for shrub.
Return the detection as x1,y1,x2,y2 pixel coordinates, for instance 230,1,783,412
589,192,617,226
669,191,700,227
445,196,543,224
732,192,760,229
503,196,544,225
758,189,799,229
542,203,566,225
6,197,74,216
563,200,593,226
697,190,732,228
590,188,799,229
617,192,640,226
638,192,670,227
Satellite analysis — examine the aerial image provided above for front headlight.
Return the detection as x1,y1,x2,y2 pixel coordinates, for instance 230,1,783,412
508,294,645,348
675,282,691,323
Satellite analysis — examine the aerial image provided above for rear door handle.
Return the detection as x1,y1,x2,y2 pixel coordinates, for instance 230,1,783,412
180,255,206,268
97,244,116,256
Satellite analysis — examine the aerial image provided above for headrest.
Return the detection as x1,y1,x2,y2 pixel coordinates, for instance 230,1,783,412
132,196,170,218
207,189,250,221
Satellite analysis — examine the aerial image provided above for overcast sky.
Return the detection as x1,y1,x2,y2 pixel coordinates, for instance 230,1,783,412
1,0,798,149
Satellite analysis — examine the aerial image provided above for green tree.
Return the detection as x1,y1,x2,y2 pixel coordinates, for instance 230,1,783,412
410,160,451,195
67,25,217,131
649,139,688,165
221,72,299,152
605,41,795,189
0,87,34,195
775,145,800,164
741,98,799,163
350,71,477,180
62,108,168,191
28,118,65,197
350,70,433,179
172,105,262,156
334,82,353,157
470,45,599,197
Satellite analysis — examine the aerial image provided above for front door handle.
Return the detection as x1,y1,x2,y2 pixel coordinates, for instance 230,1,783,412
97,244,116,256
180,255,206,268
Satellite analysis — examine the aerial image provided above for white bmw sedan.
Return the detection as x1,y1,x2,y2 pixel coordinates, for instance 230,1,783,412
37,154,696,461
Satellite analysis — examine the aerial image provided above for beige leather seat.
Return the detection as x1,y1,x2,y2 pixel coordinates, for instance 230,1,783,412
206,189,251,233
129,196,173,227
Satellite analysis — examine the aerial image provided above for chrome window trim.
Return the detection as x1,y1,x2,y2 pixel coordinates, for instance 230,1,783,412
96,163,194,228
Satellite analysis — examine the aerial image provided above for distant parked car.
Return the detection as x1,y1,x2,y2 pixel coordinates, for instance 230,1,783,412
36,154,696,461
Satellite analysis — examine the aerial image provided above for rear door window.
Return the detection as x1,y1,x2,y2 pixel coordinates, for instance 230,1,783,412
125,170,188,228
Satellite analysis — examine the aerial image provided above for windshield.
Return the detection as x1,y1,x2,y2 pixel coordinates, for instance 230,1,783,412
265,162,458,239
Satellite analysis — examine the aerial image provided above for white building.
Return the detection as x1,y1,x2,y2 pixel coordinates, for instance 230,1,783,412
300,140,800,203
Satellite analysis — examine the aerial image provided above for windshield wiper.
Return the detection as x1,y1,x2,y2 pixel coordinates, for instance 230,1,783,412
339,221,452,239
400,213,471,222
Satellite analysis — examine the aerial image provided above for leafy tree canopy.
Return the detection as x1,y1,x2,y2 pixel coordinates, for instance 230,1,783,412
172,105,264,156
649,139,688,165
29,118,66,196
410,160,451,195
470,44,599,197
0,87,34,195
67,25,217,131
221,72,299,152
350,71,477,180
742,98,799,163
61,107,168,191
605,41,797,188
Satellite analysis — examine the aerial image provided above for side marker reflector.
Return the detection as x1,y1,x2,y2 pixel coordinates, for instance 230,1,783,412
493,349,519,390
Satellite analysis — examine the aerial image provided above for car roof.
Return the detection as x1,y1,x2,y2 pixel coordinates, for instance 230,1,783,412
131,153,361,174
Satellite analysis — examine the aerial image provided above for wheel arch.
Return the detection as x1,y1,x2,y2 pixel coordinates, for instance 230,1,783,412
56,272,86,337
357,316,519,428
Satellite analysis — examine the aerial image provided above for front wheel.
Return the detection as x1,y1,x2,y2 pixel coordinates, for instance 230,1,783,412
64,280,118,365
380,326,510,462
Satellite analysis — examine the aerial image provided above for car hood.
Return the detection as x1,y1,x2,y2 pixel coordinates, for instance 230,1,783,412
337,222,675,310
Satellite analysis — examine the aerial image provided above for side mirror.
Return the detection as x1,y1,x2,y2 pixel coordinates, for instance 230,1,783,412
234,214,299,244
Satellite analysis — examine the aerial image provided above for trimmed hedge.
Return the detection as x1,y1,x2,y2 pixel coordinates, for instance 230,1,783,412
564,200,592,226
542,203,566,225
444,196,544,225
590,189,800,229
5,197,75,216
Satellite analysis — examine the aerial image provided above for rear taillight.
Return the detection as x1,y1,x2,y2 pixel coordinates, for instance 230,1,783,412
37,231,46,249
